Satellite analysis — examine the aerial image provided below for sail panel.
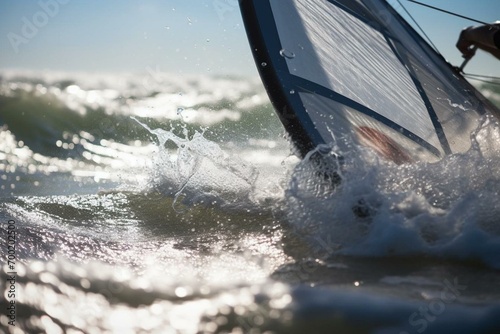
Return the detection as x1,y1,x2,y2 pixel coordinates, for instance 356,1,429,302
299,91,442,162
240,0,500,161
271,0,442,150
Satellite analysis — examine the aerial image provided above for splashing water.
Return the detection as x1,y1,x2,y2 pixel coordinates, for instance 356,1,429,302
285,115,500,268
132,117,260,210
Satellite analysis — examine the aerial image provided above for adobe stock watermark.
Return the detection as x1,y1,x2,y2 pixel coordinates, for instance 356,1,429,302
212,0,238,21
7,0,70,54
401,277,467,334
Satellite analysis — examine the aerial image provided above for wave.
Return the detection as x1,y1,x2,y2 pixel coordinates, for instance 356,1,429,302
3,69,500,270
0,69,280,156
0,70,290,197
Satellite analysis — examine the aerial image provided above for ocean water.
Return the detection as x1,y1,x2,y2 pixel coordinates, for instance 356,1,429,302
1,69,500,333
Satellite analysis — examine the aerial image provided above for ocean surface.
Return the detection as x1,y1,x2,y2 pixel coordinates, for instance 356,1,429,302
1,69,500,333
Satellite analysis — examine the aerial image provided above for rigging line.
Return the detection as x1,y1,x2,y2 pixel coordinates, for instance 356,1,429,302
406,0,489,26
464,77,500,86
395,0,441,54
464,76,500,86
463,73,500,81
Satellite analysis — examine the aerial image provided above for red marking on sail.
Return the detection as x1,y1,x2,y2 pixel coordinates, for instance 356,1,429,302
356,126,413,165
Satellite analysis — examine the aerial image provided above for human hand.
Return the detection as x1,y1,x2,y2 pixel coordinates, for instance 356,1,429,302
456,26,477,59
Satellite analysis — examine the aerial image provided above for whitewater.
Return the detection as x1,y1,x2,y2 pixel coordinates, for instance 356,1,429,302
1,69,500,333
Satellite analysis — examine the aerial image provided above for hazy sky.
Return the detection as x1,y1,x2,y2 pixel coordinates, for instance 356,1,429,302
0,0,254,75
0,0,499,80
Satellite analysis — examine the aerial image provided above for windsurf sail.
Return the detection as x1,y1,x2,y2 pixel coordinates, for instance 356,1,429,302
240,0,500,163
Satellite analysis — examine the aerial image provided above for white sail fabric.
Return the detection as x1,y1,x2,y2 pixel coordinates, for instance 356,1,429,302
272,0,441,149
240,0,499,162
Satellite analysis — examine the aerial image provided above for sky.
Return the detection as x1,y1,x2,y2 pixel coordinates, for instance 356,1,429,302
0,0,499,80
0,0,255,76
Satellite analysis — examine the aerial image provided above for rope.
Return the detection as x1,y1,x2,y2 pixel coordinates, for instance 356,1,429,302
396,0,441,54
464,74,500,86
463,73,500,81
406,0,489,25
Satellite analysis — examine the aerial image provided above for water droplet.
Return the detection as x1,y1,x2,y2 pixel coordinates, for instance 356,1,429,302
206,38,210,42
261,62,267,67
177,107,184,115
165,26,170,30
280,48,295,59
187,17,192,25
175,287,188,298
290,89,295,94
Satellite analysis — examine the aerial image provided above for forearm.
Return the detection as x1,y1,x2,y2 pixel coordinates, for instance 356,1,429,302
463,24,500,50
457,23,500,60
